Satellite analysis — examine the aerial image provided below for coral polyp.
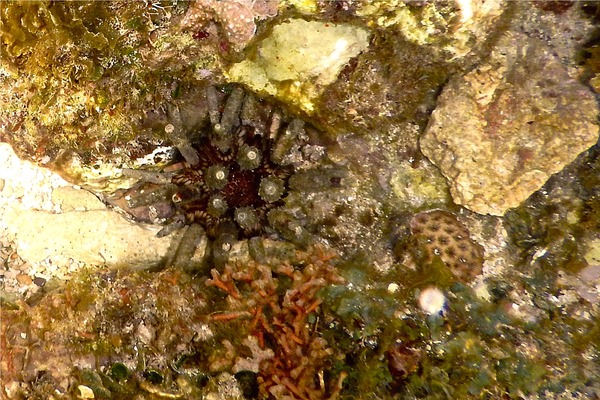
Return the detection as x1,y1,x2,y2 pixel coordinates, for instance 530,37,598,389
119,85,309,240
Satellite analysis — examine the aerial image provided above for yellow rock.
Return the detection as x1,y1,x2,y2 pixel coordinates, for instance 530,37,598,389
227,19,370,113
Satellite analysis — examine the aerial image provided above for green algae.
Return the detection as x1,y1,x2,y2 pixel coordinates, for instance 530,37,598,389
3,234,599,399
505,145,600,275
1,1,150,138
0,0,220,181
319,245,599,399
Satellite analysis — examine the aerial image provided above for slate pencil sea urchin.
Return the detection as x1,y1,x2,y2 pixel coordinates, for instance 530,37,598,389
169,112,292,237
117,85,308,240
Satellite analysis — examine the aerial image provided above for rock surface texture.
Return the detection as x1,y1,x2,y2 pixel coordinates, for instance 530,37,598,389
420,34,599,215
4,208,172,270
0,143,175,273
228,18,370,112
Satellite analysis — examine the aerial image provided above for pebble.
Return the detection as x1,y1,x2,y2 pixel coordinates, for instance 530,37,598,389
16,273,33,285
16,262,31,271
78,385,95,399
418,287,447,315
33,276,47,287
3,269,18,280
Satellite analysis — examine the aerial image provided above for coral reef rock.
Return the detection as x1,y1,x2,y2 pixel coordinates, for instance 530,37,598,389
227,18,370,112
180,0,279,52
4,207,174,270
420,33,600,215
355,0,506,58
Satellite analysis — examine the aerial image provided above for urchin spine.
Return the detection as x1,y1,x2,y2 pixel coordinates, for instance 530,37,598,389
208,194,228,217
237,144,262,170
259,176,285,203
234,207,259,231
205,165,229,190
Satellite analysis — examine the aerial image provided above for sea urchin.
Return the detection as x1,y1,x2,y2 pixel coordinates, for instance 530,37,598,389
116,85,309,241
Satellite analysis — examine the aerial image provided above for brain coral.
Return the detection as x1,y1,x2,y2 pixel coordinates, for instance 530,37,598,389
409,210,484,282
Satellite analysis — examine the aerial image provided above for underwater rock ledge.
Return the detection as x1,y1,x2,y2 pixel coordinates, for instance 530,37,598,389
421,33,600,216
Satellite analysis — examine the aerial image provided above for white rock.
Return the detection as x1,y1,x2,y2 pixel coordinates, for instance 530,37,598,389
51,186,106,212
5,207,172,270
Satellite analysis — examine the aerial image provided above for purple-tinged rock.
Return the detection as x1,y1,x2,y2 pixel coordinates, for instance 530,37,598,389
421,34,599,215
